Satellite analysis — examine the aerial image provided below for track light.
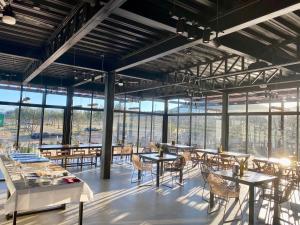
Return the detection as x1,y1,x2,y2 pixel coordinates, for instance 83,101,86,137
118,79,124,87
203,27,211,43
2,5,16,25
176,18,185,35
188,25,197,40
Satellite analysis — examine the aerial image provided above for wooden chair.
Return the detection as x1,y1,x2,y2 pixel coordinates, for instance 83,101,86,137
207,173,243,223
51,150,69,168
67,149,85,170
121,145,133,162
131,154,154,186
40,151,51,159
163,156,186,187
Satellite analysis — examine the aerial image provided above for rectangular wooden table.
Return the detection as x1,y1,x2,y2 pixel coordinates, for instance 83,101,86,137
0,155,93,225
139,153,179,187
160,143,194,154
38,143,103,151
211,170,278,225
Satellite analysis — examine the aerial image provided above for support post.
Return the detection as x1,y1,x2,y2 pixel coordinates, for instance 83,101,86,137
62,87,73,144
221,93,229,150
162,99,168,143
101,71,115,179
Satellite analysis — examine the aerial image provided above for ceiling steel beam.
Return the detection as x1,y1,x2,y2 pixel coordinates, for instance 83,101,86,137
113,0,300,72
23,0,127,84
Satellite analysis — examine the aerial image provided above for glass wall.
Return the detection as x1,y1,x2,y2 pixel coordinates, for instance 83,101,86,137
191,115,205,147
228,116,246,152
0,105,18,151
206,116,222,149
42,108,64,144
71,110,91,144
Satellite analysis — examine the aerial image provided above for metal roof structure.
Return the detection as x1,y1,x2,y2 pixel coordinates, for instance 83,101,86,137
0,0,299,98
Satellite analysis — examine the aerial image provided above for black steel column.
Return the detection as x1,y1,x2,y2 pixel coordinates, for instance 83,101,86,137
162,99,168,143
62,87,73,145
221,93,228,150
101,72,115,179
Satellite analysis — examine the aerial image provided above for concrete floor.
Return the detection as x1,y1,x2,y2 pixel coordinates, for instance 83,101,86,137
0,162,299,225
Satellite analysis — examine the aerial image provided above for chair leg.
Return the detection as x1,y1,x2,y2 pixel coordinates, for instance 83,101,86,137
222,199,228,224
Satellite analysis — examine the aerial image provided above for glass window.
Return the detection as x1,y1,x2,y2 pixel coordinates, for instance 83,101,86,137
272,115,297,157
92,95,105,109
139,114,151,147
151,115,162,143
126,98,139,112
90,111,103,143
248,115,268,157
206,116,222,148
191,115,205,147
0,84,21,102
206,95,222,113
228,93,246,113
124,113,139,147
71,110,91,143
0,105,18,150
114,96,125,111
248,91,269,112
73,93,92,108
42,108,64,145
177,115,190,144
271,88,297,112
46,90,67,106
153,100,165,113
140,100,153,112
228,116,246,152
178,98,190,113
168,115,178,143
19,107,42,152
191,97,205,113
168,99,178,114
22,86,44,105
113,112,123,144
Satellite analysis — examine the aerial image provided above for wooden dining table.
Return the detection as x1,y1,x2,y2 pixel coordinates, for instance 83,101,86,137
139,153,179,187
211,170,278,225
160,143,194,154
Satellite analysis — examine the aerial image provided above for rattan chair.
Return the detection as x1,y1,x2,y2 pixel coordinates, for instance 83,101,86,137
163,156,186,187
207,173,243,223
131,154,154,186
121,145,133,163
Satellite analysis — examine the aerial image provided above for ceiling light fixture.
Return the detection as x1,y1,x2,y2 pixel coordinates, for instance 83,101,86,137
188,24,197,40
176,18,185,35
2,4,16,25
118,79,124,87
203,27,211,43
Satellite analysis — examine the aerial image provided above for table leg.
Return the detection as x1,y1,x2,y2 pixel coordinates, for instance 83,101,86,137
209,192,214,211
179,169,183,184
138,169,141,181
156,161,160,187
12,211,17,225
79,202,83,225
273,178,280,225
249,185,255,225
159,161,164,176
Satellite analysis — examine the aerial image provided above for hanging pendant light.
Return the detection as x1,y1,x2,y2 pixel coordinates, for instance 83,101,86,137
176,18,185,35
203,27,211,43
188,24,197,40
2,4,16,25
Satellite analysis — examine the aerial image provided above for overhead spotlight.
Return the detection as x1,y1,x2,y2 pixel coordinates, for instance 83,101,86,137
118,79,124,87
176,18,185,35
2,5,16,25
203,27,211,43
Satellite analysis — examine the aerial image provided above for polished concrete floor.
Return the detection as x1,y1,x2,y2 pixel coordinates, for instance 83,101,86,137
0,161,299,225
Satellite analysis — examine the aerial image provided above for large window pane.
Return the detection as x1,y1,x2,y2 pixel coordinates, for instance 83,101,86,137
206,116,221,148
207,95,222,113
248,91,269,112
0,84,21,102
42,108,64,145
19,107,42,152
177,116,190,144
0,105,18,150
125,113,139,146
22,86,44,105
114,96,125,111
140,100,153,112
272,115,297,157
92,95,105,109
191,97,205,113
248,116,268,157
73,93,92,108
153,100,165,113
228,93,246,113
152,115,162,143
139,114,151,147
168,99,178,114
168,116,178,143
113,112,123,143
126,98,139,112
271,88,297,112
191,116,205,147
72,110,91,143
90,111,103,143
178,98,190,113
228,116,246,152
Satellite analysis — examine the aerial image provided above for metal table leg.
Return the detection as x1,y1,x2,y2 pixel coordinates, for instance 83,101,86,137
156,161,160,187
273,178,280,225
12,211,17,225
79,202,83,225
249,185,255,225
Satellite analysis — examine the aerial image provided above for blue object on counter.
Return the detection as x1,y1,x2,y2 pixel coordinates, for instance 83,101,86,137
9,153,49,163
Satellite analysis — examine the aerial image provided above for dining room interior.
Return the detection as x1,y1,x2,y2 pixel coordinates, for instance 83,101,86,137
0,0,299,225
